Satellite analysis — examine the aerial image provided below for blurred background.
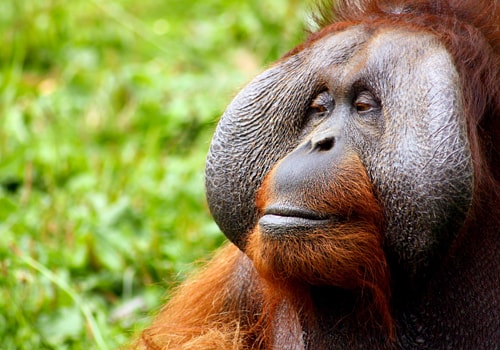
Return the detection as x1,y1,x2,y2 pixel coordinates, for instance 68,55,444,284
0,0,311,348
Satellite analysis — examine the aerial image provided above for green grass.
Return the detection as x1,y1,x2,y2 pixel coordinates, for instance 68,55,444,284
0,0,310,348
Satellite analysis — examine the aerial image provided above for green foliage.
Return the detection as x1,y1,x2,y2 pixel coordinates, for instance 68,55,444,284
0,0,310,348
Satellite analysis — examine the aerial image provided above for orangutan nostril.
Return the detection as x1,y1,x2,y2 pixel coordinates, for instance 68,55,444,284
314,137,335,152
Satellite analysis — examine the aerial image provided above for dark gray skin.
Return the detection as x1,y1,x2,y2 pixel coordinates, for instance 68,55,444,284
205,26,498,349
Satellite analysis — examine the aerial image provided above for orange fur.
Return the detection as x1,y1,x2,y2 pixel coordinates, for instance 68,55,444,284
247,155,393,339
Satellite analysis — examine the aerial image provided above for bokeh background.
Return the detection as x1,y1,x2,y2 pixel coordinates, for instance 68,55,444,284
0,0,312,348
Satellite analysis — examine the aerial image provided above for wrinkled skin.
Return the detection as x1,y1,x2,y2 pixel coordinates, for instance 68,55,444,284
204,25,499,348
206,27,472,281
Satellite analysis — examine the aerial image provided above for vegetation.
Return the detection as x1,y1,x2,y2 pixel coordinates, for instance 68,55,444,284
0,0,310,348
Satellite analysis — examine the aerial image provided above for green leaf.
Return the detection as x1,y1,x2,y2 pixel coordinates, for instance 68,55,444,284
37,306,84,346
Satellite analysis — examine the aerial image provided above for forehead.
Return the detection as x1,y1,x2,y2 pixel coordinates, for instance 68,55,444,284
296,25,456,91
304,25,445,61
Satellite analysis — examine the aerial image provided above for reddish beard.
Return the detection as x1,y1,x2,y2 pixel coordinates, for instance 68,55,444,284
246,158,393,337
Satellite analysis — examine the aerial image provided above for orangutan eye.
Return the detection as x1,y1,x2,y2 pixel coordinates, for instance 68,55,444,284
355,102,373,112
308,91,334,118
354,91,380,114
